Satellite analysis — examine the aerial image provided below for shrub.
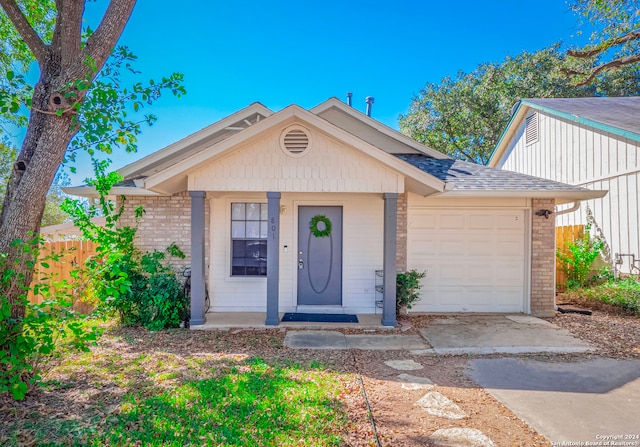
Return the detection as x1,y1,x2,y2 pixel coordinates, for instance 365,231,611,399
113,244,187,330
63,160,187,330
396,269,426,314
580,278,640,314
557,222,604,289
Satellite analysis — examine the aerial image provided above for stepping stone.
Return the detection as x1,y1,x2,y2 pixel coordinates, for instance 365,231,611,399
428,428,496,447
415,391,467,419
384,359,423,371
397,373,434,390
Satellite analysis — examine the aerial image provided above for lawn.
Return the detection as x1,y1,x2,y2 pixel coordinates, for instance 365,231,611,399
1,326,368,447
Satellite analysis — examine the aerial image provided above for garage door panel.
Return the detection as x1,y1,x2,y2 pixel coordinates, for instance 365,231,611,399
468,214,495,230
408,208,526,313
440,214,466,229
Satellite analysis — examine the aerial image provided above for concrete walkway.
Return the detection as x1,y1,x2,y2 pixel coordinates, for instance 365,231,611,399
284,330,430,350
283,315,594,354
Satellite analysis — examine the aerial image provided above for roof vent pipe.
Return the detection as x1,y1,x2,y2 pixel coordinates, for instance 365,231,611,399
365,96,374,117
346,92,352,107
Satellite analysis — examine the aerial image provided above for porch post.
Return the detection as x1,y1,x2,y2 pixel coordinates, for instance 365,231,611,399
189,191,206,326
382,193,398,327
265,192,281,325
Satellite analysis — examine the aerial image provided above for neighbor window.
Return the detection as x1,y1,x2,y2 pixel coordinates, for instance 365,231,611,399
231,203,268,276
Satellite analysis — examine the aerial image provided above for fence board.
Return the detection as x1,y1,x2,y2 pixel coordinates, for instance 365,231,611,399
27,240,98,304
556,225,584,290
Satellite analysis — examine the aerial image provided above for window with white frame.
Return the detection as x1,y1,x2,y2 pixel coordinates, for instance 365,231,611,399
231,203,268,276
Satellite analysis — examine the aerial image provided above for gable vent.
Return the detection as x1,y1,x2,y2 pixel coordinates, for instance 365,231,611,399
525,112,539,146
280,126,311,156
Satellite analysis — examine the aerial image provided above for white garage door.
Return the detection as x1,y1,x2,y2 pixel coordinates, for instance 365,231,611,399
408,209,527,313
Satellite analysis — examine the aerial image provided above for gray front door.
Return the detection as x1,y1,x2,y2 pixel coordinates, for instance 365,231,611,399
297,206,342,305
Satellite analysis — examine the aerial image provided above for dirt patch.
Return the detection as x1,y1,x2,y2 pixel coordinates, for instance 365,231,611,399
549,296,640,359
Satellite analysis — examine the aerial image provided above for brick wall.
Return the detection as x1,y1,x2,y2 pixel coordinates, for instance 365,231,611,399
530,198,556,316
117,192,210,274
396,192,407,272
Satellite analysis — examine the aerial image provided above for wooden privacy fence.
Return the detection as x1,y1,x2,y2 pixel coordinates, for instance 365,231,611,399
27,240,98,305
556,225,584,289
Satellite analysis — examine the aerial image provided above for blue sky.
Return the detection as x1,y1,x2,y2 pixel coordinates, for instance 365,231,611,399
73,0,589,182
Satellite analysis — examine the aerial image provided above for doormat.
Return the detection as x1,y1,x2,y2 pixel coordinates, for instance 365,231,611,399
281,313,359,323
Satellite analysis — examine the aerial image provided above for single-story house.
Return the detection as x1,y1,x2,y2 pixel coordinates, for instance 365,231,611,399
489,97,640,274
65,98,605,326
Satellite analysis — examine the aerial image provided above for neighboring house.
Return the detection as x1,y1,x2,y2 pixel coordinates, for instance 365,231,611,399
490,97,640,274
40,217,106,241
65,98,604,326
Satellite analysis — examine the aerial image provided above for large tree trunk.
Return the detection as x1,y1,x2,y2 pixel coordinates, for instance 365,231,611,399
0,0,137,320
0,77,76,319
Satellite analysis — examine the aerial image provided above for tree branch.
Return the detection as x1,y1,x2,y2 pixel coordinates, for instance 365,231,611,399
84,0,136,71
567,30,640,59
57,0,85,71
0,0,48,64
573,53,640,86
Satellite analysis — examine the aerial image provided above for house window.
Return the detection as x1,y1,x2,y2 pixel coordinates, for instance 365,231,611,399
525,112,539,146
231,203,268,276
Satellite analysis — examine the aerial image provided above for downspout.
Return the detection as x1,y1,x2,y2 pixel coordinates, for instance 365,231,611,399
554,201,580,217
552,201,580,312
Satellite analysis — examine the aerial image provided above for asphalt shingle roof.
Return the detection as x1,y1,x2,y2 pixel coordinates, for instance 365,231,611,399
396,154,591,191
523,97,640,137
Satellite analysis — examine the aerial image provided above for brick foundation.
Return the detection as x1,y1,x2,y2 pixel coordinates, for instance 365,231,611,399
530,198,556,317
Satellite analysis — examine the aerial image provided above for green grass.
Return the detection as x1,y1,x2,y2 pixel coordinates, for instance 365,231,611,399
3,330,353,447
565,277,640,314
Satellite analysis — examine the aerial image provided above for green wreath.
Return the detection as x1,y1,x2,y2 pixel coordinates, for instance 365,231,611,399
310,215,332,238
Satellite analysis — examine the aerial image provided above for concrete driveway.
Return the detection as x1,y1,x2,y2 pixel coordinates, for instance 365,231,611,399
467,357,640,444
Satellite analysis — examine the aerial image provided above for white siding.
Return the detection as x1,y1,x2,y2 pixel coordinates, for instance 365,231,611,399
189,124,403,193
500,112,640,272
208,192,384,313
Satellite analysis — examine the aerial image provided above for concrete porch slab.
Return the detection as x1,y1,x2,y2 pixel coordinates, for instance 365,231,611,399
190,312,386,330
419,315,594,355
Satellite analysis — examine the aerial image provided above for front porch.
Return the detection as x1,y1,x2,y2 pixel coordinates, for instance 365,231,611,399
190,312,388,330
188,191,402,328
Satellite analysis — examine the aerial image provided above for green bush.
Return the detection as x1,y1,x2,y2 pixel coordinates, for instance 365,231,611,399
113,244,187,330
63,160,187,331
396,269,426,314
557,222,604,289
578,278,640,314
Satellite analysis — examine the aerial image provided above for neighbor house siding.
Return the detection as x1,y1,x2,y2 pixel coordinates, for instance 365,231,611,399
500,111,640,271
207,192,385,314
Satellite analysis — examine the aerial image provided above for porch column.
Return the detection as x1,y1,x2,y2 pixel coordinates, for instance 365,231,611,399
265,192,281,326
382,193,398,327
189,191,206,326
